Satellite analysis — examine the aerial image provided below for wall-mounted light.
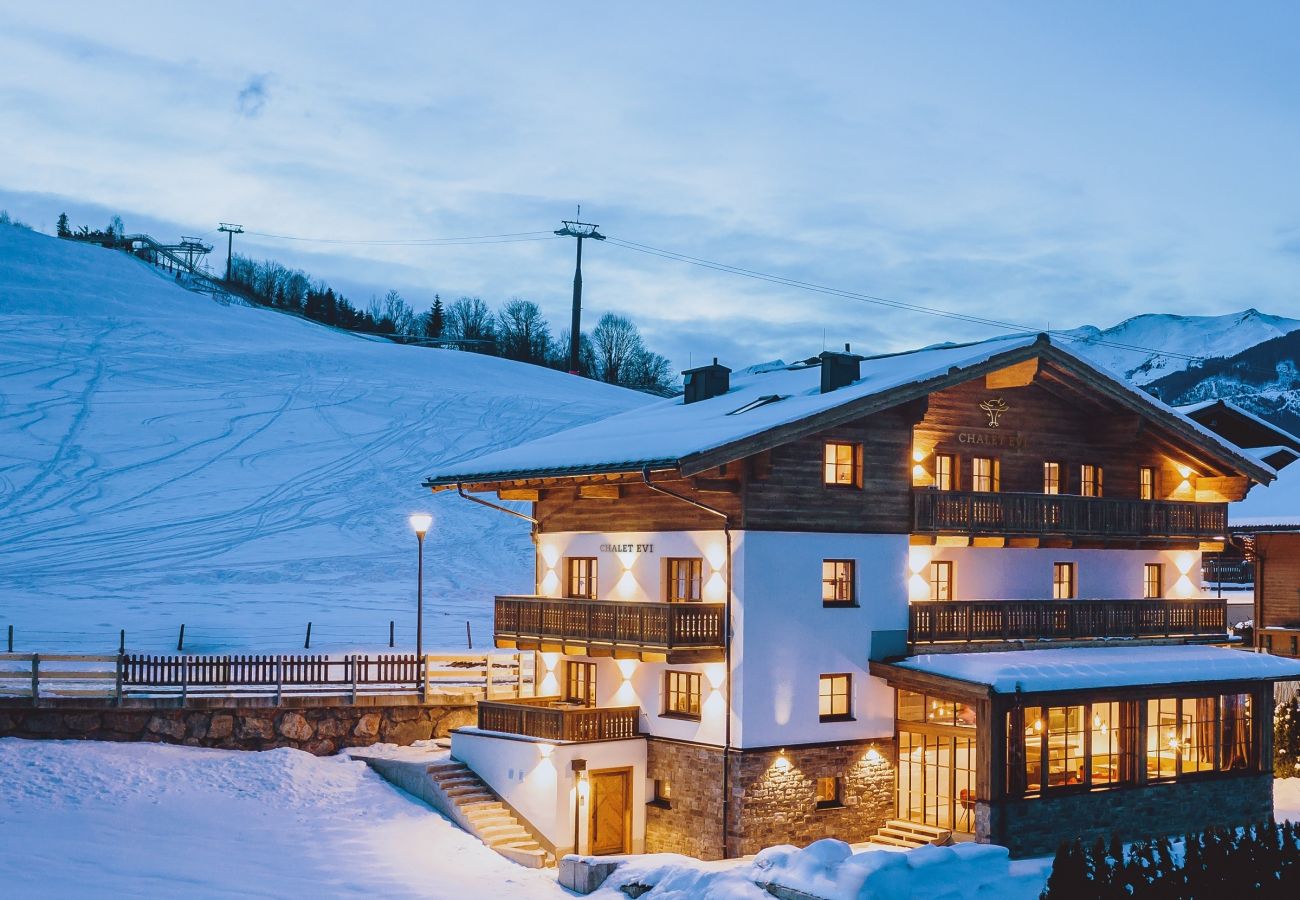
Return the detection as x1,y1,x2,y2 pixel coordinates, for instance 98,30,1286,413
616,659,638,681
538,742,554,759
774,748,791,771
864,745,883,764
704,542,727,571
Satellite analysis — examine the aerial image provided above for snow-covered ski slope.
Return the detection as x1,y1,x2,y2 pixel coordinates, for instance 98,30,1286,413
0,226,647,653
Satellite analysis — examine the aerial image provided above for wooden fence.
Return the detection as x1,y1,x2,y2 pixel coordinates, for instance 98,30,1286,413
0,650,537,704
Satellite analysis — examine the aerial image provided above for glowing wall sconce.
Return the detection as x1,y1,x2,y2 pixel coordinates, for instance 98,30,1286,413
538,742,554,759
703,571,727,602
704,543,727,571
703,662,727,691
864,746,884,765
907,545,933,601
616,659,638,682
540,543,561,568
774,748,791,771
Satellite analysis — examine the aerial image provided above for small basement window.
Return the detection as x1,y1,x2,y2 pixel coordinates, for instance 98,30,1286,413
815,776,844,809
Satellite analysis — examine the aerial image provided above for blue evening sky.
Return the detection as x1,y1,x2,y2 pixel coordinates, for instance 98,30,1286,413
2,2,1297,369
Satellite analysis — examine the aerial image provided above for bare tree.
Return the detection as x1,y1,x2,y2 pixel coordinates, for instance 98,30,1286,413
625,349,674,392
445,296,496,351
496,298,553,364
591,313,645,385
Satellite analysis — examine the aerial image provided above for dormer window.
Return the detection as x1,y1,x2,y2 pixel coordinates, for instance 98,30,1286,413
823,442,862,488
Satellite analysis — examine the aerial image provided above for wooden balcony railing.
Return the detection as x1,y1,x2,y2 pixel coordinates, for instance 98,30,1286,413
494,596,726,661
913,489,1227,540
909,598,1228,645
477,696,641,742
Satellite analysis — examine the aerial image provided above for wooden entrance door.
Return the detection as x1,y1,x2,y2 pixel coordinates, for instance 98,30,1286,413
588,768,631,855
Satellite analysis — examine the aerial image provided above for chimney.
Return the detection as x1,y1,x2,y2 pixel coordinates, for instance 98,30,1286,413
819,343,863,394
682,357,731,404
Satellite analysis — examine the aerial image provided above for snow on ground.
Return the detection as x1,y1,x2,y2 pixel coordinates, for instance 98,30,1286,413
0,737,568,899
0,226,646,654
1278,778,1300,823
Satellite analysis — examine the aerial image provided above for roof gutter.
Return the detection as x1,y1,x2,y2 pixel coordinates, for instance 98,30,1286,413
640,465,736,859
456,482,538,525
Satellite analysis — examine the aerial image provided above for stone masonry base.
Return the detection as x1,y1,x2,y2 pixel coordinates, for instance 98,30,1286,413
0,698,476,755
646,736,897,860
982,772,1276,858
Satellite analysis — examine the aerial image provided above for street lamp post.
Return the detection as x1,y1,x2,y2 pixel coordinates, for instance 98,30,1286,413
409,513,433,699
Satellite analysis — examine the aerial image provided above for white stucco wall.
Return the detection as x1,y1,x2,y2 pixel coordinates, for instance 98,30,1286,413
451,729,647,855
533,529,730,603
731,531,908,749
909,546,1203,600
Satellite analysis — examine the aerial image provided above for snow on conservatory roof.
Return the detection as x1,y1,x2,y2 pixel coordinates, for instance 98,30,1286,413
424,332,1275,488
893,645,1300,695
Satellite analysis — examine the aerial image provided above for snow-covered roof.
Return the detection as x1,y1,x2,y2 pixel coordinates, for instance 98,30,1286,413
891,645,1300,694
424,332,1275,487
1175,398,1300,451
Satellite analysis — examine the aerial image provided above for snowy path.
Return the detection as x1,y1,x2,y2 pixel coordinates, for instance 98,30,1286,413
0,738,570,899
0,227,645,654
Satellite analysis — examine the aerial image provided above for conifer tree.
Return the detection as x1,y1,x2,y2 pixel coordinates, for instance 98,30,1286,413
425,295,445,339
56,212,70,237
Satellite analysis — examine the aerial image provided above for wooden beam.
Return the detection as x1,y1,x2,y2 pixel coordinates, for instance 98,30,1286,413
972,536,1006,548
909,534,937,546
691,477,741,493
1195,475,1249,502
498,488,540,501
1007,537,1040,549
935,534,971,548
985,357,1038,389
1199,540,1226,553
578,484,622,500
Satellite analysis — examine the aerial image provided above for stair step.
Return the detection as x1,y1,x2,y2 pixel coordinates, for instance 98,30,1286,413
869,834,922,848
459,801,506,813
480,822,528,837
452,792,495,805
501,840,542,851
879,828,929,843
885,819,949,838
445,784,490,796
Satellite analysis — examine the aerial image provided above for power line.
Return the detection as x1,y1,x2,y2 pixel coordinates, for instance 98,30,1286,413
603,235,1214,365
242,229,559,247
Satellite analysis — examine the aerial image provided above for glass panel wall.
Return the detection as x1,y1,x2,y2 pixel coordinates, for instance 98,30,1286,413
896,690,978,833
1008,692,1253,798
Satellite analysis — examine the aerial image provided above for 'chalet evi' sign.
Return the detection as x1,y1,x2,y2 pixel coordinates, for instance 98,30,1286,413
600,543,655,553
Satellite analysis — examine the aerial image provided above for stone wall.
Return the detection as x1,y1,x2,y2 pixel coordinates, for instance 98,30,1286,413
0,698,476,755
982,772,1276,858
645,737,897,860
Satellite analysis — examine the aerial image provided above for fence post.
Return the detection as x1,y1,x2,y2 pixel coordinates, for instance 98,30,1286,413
389,620,395,649
7,623,12,653
181,656,188,705
275,656,283,706
177,624,185,653
118,629,125,655
304,622,312,650
466,620,473,650
349,655,357,705
420,653,428,703
30,653,39,702
114,654,124,705
485,652,495,700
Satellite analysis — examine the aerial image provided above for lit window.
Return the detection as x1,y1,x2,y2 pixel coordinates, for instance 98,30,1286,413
663,670,702,719
822,560,855,606
929,561,953,601
934,453,955,491
666,557,703,603
649,778,672,807
819,674,852,722
1143,563,1163,599
1139,466,1156,501
972,456,1000,492
564,661,596,707
566,557,597,599
1080,464,1103,497
1043,461,1061,495
814,776,843,809
1053,562,1076,599
823,442,861,487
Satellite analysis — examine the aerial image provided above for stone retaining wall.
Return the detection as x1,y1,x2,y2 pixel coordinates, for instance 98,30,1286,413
0,698,476,755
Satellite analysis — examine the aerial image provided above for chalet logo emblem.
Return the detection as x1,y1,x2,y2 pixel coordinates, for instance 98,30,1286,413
980,397,1010,428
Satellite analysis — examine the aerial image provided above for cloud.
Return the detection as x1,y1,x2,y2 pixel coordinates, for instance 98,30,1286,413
236,74,270,118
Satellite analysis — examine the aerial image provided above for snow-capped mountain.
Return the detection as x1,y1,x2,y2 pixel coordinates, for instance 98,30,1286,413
1060,309,1300,385
0,224,647,652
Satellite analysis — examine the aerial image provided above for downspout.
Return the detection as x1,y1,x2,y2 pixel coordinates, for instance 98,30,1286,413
641,465,735,859
456,481,539,546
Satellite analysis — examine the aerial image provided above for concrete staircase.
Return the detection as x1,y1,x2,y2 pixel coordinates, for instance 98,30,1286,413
867,819,953,849
425,760,553,868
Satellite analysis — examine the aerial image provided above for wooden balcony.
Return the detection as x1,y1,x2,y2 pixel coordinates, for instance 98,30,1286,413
477,696,641,742
494,596,726,663
913,489,1227,541
909,598,1228,647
